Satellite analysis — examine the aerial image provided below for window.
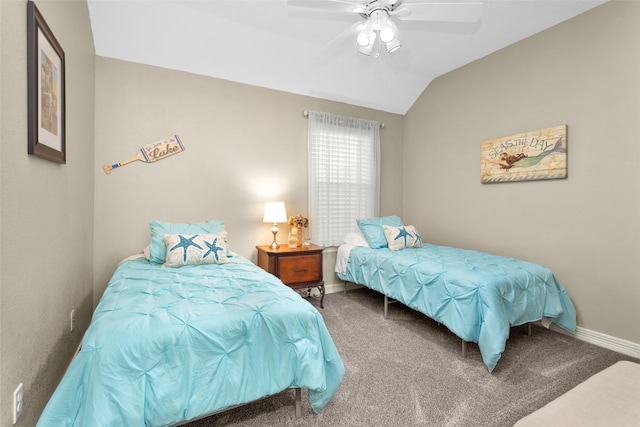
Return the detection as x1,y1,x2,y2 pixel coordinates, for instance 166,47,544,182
307,111,380,247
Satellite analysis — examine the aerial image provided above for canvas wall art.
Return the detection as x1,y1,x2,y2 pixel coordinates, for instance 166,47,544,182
480,125,567,183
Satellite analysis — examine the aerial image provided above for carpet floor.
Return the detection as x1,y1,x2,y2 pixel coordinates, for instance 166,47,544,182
184,287,637,427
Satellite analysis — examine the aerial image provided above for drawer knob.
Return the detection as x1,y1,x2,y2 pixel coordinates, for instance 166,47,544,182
293,269,308,273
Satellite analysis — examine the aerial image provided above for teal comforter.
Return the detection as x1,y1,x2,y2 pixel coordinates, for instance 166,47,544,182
38,256,344,426
338,244,576,372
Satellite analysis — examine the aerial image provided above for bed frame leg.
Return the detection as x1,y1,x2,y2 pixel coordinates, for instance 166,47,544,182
344,281,348,295
462,340,467,358
294,388,302,418
384,295,389,320
527,322,532,337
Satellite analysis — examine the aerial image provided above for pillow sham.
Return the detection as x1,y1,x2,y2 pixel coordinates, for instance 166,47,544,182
343,228,370,247
162,232,228,267
149,220,225,265
383,224,423,251
356,215,404,249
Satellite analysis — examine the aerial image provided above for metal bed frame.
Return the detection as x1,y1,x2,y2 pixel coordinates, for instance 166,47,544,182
345,281,532,359
72,341,303,426
172,388,302,426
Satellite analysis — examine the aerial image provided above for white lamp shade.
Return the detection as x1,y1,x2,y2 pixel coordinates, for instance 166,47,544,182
386,37,402,53
263,201,287,223
358,31,377,55
379,18,395,43
356,19,374,47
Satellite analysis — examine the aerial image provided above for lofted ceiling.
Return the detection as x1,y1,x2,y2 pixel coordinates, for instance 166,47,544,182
87,0,606,114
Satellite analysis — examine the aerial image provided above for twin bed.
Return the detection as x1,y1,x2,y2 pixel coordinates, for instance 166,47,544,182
335,216,577,373
39,215,578,424
38,220,345,426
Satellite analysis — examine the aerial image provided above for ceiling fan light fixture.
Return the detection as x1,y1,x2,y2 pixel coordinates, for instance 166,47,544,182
356,29,372,47
386,37,402,54
289,0,485,59
380,26,395,43
356,19,374,47
358,45,372,56
381,17,399,43
370,10,385,29
358,32,377,55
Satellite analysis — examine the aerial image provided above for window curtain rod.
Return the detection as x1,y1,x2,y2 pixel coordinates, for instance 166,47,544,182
302,110,385,128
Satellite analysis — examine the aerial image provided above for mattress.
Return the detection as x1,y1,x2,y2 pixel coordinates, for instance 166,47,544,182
337,243,576,372
38,255,345,426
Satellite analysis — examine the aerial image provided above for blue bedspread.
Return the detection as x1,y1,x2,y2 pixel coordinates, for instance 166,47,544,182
38,256,344,426
338,244,576,372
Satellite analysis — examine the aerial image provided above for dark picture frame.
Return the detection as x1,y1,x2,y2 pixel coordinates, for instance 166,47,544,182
27,1,66,164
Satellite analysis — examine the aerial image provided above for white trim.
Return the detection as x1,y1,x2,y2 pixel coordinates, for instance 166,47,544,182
550,324,640,359
325,281,362,294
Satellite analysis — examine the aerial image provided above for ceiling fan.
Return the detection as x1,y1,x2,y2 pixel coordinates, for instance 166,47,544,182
287,0,483,58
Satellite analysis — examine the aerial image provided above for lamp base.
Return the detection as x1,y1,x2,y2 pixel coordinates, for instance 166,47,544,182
270,224,280,249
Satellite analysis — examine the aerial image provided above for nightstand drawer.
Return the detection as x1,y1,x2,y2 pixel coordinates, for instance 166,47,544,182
256,244,325,308
278,255,320,284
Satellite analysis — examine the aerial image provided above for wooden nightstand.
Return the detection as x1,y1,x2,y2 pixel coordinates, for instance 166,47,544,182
256,244,325,308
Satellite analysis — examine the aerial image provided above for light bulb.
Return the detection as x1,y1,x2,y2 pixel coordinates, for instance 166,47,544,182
356,30,372,47
380,25,395,43
356,19,374,47
358,32,377,55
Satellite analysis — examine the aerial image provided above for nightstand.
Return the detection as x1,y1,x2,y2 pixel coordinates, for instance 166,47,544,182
256,244,325,308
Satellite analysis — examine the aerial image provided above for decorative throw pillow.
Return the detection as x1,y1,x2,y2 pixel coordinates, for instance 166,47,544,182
383,225,423,251
149,220,225,265
162,233,228,267
356,215,404,249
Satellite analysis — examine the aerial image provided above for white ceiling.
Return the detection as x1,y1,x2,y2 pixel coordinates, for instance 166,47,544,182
87,0,606,114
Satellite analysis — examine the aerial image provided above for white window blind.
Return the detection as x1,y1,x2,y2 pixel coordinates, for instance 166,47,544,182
307,110,380,247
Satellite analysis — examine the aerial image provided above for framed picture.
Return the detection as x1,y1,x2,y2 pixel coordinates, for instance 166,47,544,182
27,1,65,164
480,125,567,183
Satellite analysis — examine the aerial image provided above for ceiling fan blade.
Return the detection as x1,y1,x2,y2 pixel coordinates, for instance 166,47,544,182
311,20,364,64
393,2,483,23
287,0,366,14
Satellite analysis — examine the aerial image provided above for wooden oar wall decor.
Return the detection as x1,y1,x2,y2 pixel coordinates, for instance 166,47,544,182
102,134,185,174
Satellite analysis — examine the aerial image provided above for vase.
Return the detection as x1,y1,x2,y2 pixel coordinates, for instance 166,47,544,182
288,227,303,248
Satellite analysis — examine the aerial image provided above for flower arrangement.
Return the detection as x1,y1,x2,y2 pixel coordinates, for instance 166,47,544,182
287,215,309,248
288,214,309,230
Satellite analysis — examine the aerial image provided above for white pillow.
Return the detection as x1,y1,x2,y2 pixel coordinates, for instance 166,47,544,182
382,225,423,251
343,229,370,247
163,232,228,267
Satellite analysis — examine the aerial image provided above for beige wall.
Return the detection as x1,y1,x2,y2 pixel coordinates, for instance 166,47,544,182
0,0,95,425
93,57,404,302
404,1,640,344
2,0,638,424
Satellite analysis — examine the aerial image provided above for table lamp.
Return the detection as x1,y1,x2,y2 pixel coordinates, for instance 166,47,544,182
263,201,287,249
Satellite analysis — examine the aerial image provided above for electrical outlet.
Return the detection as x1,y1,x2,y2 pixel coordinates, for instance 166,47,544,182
13,383,23,424
70,309,75,332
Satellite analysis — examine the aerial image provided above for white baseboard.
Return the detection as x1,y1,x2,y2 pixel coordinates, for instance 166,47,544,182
325,281,359,294
550,324,640,359
325,280,640,360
